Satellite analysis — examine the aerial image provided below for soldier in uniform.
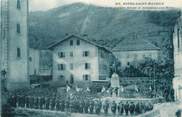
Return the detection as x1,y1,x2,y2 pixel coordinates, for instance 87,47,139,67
95,100,100,114
98,99,102,114
49,98,53,110
118,101,124,115
74,99,79,113
25,96,29,108
16,95,20,107
34,97,39,109
124,101,129,115
55,99,60,111
111,101,117,115
45,97,50,110
65,99,70,112
140,102,145,113
29,96,34,108
60,100,65,111
79,100,84,113
69,99,74,112
89,100,94,114
129,102,135,115
142,102,147,113
37,96,41,109
84,100,89,113
103,100,109,114
40,96,45,109
51,98,56,110
18,95,23,107
14,95,18,107
135,102,140,115
8,95,17,108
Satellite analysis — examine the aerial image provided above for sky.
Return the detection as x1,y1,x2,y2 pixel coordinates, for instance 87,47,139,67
29,0,116,11
30,0,182,11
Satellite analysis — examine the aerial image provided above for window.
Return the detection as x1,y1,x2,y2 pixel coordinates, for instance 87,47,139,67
83,51,89,57
99,75,106,80
85,63,91,69
58,64,66,70
17,48,21,58
34,69,37,75
70,63,73,70
58,52,65,58
70,52,73,57
29,57,32,62
177,28,180,49
17,23,20,33
70,40,73,46
59,75,65,80
102,64,107,70
70,74,74,84
77,40,80,45
17,0,21,9
83,74,90,81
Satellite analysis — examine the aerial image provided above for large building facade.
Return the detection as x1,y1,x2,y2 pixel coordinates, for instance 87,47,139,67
0,0,29,90
112,37,160,67
49,35,113,83
173,12,182,101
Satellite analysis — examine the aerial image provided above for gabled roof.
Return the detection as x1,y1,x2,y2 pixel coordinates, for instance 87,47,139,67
112,37,160,51
48,34,111,52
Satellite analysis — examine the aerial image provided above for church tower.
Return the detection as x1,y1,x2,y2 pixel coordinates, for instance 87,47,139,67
0,0,29,90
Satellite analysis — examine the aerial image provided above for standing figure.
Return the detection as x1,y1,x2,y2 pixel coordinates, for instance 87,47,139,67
95,100,100,114
45,97,50,110
60,100,65,111
103,100,109,114
84,100,89,113
129,102,135,115
124,101,129,115
111,101,117,114
89,100,94,114
55,99,60,111
118,101,124,115
65,100,70,112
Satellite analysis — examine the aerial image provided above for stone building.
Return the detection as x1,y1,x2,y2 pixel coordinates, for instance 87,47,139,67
112,37,160,67
173,12,182,101
0,0,29,90
48,34,114,83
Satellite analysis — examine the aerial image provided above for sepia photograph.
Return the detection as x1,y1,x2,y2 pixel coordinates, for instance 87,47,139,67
0,0,182,117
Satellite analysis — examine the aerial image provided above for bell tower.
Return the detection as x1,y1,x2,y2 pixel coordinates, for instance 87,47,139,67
0,0,29,90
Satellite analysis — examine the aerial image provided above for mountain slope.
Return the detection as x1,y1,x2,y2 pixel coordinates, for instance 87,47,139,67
29,3,180,49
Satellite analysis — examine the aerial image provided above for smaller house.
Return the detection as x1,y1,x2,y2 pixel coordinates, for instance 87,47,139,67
29,48,52,84
112,37,160,67
48,34,114,83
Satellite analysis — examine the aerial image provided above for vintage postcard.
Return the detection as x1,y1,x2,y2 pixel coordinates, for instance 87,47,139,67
0,0,182,117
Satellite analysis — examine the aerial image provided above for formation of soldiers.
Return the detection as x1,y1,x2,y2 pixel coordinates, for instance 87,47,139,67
7,94,153,116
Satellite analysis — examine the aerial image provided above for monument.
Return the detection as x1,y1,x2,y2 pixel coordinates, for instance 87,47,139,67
110,72,120,97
